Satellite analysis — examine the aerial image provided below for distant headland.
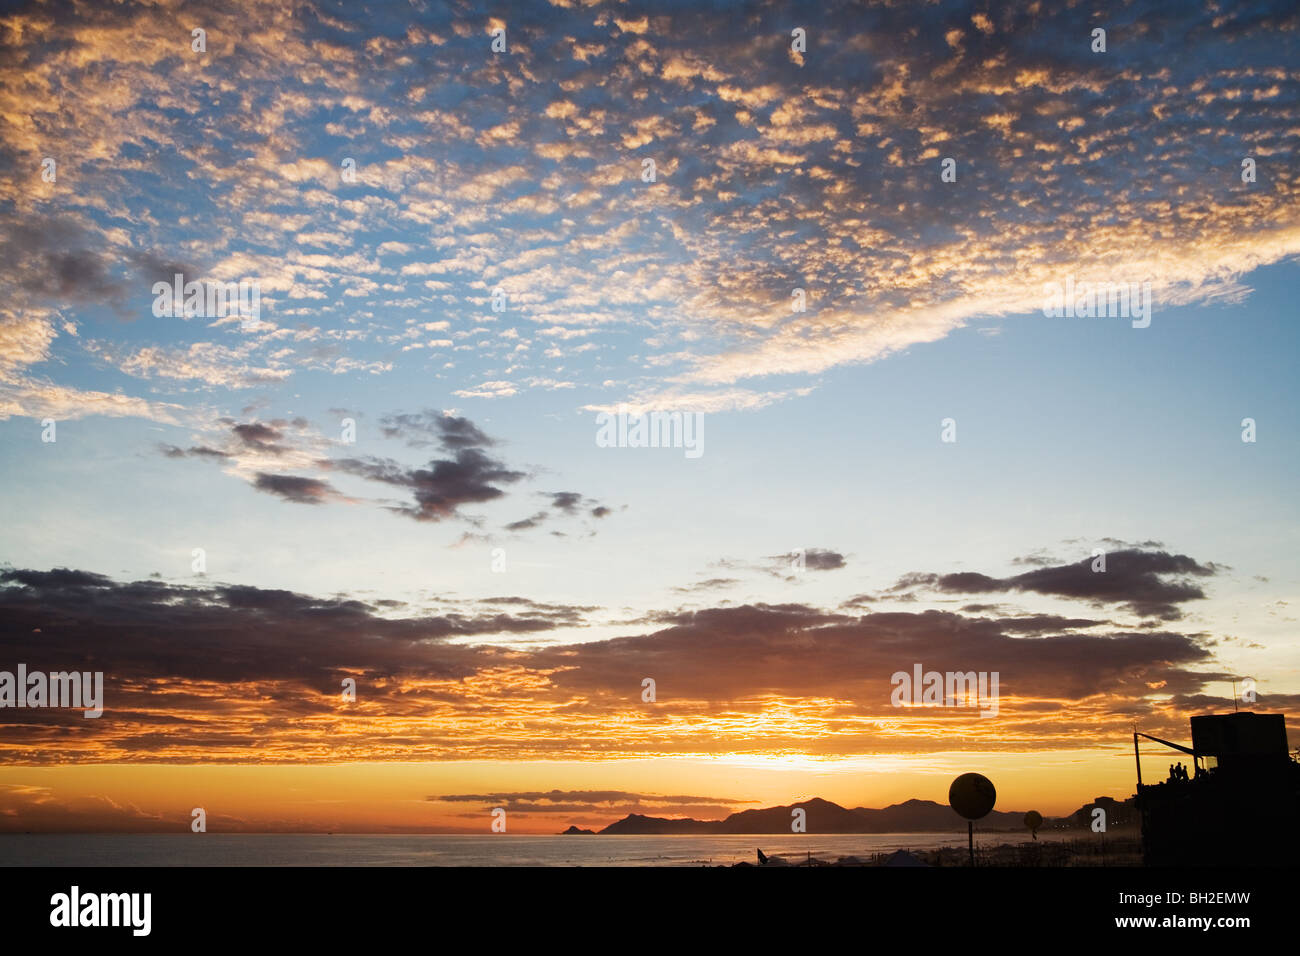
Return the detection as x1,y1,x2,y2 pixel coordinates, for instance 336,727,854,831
561,795,1134,835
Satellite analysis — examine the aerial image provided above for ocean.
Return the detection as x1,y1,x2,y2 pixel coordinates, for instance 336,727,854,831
0,832,987,867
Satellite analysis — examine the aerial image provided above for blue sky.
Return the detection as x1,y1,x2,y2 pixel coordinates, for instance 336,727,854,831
6,261,1296,623
1,0,1298,825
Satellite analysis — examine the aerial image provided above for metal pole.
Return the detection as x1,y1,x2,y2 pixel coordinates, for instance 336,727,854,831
1133,730,1143,789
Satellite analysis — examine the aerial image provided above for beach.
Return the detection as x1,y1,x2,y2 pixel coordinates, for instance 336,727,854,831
0,830,1141,867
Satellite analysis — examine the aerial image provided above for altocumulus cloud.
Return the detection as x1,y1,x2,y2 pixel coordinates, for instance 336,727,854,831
1,1,1296,419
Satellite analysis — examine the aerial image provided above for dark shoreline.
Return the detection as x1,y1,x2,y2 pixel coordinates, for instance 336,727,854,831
737,833,1143,867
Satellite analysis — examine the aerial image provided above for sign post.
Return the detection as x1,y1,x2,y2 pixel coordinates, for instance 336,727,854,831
949,772,997,867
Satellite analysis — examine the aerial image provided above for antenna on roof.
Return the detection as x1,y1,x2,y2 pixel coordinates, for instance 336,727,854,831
1232,679,1239,713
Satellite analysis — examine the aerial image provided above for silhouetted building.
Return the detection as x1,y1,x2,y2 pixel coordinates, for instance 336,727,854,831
1070,795,1135,829
1136,712,1298,866
1190,712,1289,774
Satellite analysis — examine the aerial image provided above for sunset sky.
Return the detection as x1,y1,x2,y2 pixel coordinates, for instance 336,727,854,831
1,0,1298,833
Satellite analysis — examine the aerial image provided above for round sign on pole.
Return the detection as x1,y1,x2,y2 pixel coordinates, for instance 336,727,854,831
949,772,997,820
1024,810,1043,840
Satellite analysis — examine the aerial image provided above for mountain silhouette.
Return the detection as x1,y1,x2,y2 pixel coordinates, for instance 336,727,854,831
719,797,868,833
593,797,1030,834
849,798,1024,832
598,813,718,834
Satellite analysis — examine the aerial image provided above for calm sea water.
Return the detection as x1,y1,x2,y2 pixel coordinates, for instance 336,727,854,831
0,832,988,867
